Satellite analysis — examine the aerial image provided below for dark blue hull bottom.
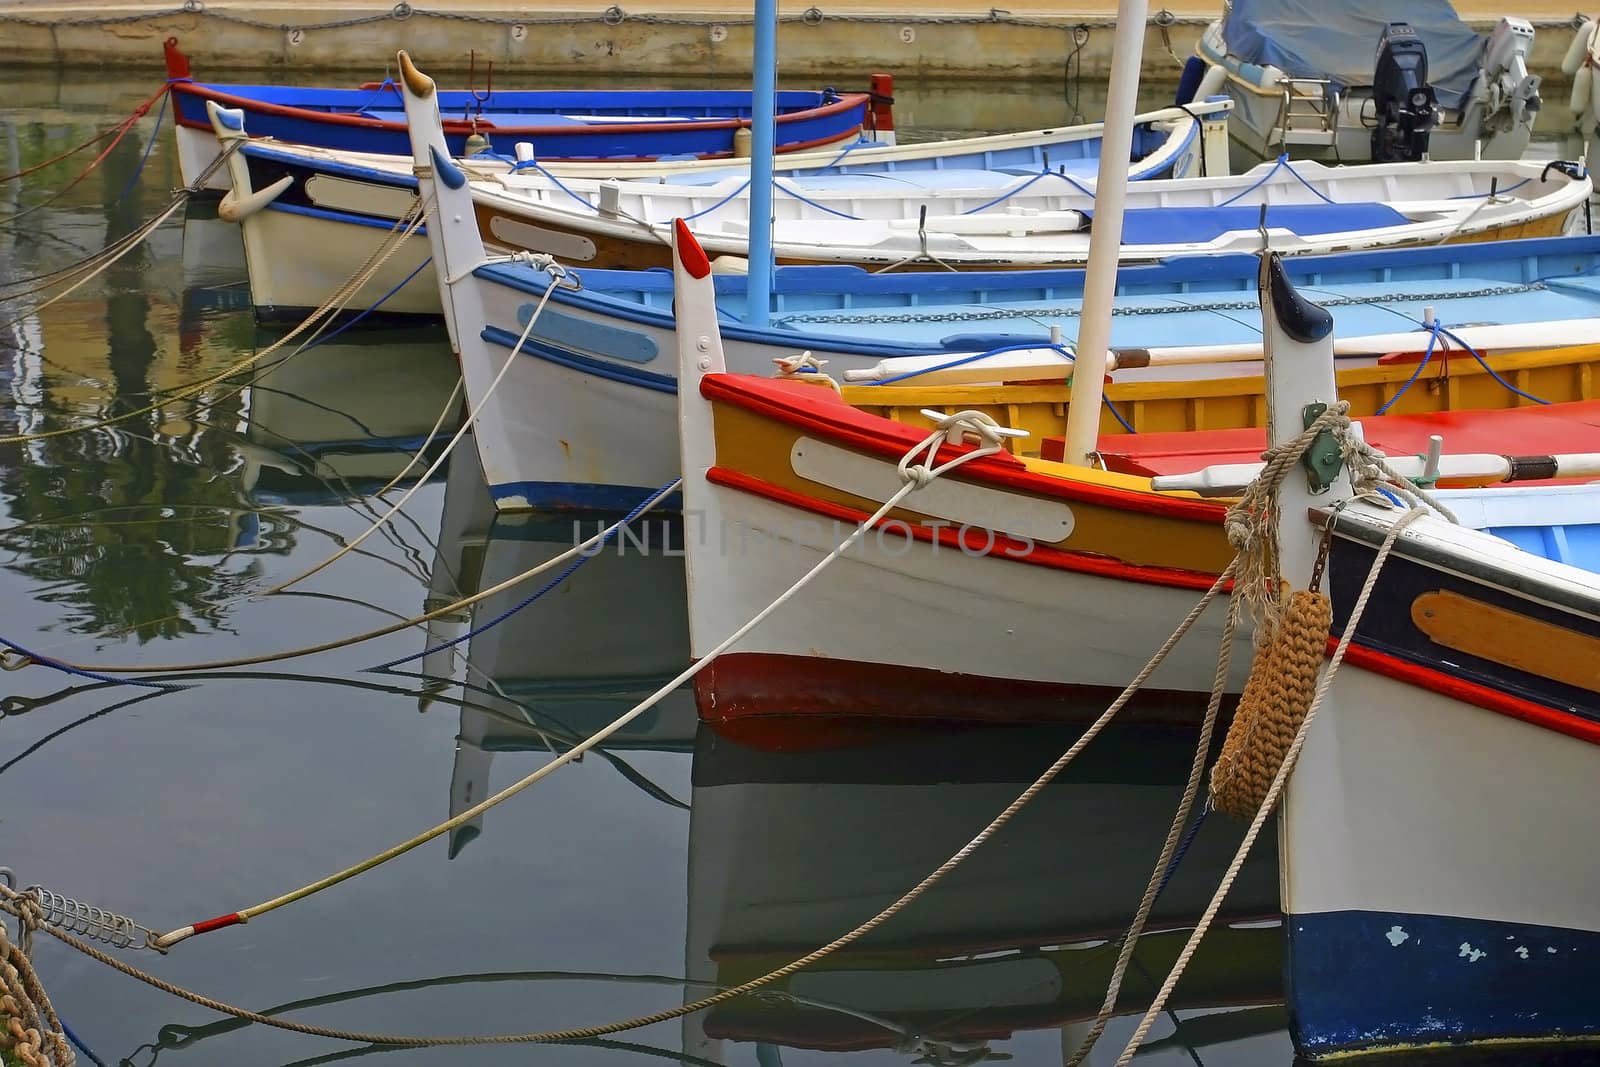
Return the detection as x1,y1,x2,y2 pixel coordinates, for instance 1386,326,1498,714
255,303,441,330
1288,910,1600,1059
489,480,683,513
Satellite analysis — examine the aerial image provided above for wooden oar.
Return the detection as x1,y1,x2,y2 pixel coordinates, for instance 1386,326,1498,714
839,317,1600,387
1151,446,1600,496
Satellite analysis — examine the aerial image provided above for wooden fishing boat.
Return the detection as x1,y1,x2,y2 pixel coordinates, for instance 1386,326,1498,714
256,68,1587,318
671,221,1600,724
407,84,1600,514
1188,254,1600,1059
164,37,883,192
685,721,1282,1058
1191,0,1543,166
208,92,1233,319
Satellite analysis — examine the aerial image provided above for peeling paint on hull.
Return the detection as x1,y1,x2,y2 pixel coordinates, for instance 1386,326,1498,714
1288,910,1600,1060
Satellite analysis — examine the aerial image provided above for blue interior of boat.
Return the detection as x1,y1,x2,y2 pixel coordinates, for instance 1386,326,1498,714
657,123,1178,184
192,82,839,120
1441,485,1600,573
479,235,1600,355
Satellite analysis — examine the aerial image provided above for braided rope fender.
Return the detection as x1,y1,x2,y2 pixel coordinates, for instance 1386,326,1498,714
1209,588,1333,819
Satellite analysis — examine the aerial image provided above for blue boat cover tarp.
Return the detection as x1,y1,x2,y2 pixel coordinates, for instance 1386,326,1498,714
1107,202,1410,245
1222,0,1485,110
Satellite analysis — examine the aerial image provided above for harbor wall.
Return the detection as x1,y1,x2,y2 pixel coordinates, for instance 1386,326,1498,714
0,1,1587,81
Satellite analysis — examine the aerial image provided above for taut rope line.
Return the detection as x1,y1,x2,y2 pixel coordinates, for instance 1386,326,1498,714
1110,506,1426,1065
0,550,1239,1045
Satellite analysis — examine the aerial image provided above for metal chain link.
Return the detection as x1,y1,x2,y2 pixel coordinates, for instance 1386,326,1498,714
0,5,1576,36
772,281,1548,327
0,5,1213,31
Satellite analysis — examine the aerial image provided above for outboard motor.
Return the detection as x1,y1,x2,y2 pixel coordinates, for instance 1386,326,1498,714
1371,22,1438,162
1482,17,1541,131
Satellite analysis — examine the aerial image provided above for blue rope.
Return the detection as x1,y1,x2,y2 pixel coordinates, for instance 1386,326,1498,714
772,179,861,220
1436,323,1551,407
1153,801,1211,901
364,479,681,673
862,341,1075,387
305,256,432,349
513,160,606,214
959,168,1096,217
860,340,1135,432
61,1017,109,1067
1103,394,1136,434
0,637,190,691
1218,153,1335,208
117,88,168,202
811,136,872,171
680,177,752,223
342,77,398,115
1375,321,1443,416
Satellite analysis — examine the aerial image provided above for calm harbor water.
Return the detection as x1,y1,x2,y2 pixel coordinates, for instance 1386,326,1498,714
0,67,1595,1067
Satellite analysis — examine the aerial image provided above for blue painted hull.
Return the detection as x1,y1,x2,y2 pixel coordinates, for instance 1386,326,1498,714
487,479,680,512
1288,910,1600,1058
508,234,1600,357
173,79,869,161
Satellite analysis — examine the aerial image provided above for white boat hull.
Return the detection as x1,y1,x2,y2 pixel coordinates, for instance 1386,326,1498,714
686,484,1250,721
1283,665,1600,1057
239,206,436,321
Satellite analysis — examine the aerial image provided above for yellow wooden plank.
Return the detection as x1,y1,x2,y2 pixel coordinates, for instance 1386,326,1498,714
1411,590,1600,694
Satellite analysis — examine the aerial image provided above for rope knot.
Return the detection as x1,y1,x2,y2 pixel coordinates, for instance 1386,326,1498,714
772,352,828,377
0,651,32,672
892,410,1026,492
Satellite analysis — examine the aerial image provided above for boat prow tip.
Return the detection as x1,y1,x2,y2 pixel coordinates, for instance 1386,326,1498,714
672,218,711,279
1262,252,1334,346
397,50,435,99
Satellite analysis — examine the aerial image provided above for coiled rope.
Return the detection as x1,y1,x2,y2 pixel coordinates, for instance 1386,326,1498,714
1208,587,1330,818
0,890,72,1067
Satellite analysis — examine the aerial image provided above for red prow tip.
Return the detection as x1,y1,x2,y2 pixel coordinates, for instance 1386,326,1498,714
674,218,711,279
164,38,191,80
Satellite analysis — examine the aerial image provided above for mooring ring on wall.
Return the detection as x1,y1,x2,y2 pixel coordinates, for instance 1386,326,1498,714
1152,7,1176,26
603,5,626,25
182,0,205,14
391,2,413,18
802,7,824,26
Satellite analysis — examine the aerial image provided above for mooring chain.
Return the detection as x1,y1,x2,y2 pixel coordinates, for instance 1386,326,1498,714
0,885,73,1067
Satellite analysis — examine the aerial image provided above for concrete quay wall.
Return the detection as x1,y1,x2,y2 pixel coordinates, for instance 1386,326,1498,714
0,1,1588,81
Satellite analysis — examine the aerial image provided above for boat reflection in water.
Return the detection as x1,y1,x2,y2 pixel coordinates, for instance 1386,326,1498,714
685,718,1285,1063
238,324,461,509
421,443,697,856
